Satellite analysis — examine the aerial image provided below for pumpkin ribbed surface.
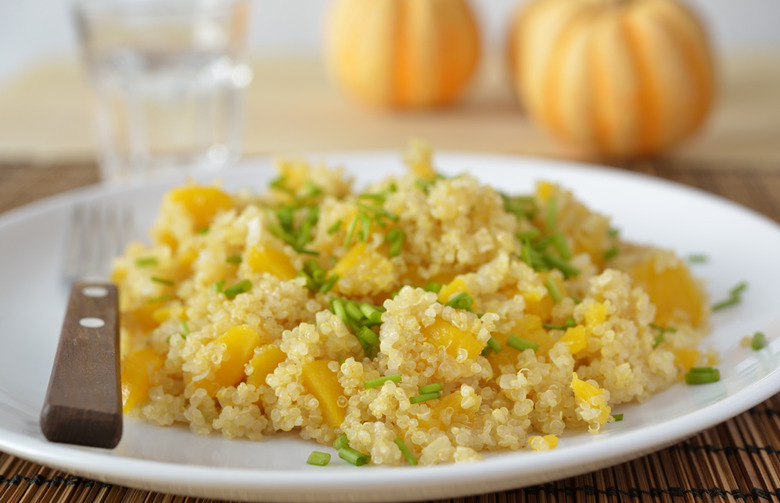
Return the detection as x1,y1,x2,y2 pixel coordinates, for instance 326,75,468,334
325,0,480,109
508,0,715,157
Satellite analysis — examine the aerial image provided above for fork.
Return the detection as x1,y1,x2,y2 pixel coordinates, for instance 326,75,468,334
40,200,133,449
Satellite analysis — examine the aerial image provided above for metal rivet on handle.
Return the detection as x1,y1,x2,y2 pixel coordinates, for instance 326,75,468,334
79,317,105,328
82,286,109,298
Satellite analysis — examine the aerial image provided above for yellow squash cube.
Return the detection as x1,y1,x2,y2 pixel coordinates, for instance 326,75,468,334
247,246,297,280
246,344,287,388
167,185,233,230
121,348,165,413
197,325,265,395
422,317,483,360
301,359,346,428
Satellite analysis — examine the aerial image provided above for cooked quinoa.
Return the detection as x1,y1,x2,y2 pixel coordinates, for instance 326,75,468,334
113,143,713,465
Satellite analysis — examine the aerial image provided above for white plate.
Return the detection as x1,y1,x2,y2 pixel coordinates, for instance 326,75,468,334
1,152,779,502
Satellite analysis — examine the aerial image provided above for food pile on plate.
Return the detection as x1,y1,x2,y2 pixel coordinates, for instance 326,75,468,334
113,143,711,465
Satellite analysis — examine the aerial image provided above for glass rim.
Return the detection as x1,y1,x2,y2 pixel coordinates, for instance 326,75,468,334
73,0,249,17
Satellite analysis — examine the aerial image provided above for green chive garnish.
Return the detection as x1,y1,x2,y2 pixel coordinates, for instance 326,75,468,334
543,254,580,278
307,451,331,466
418,383,443,394
151,276,174,286
445,292,474,312
333,433,349,450
603,247,619,261
224,279,252,299
612,414,624,422
607,227,620,238
545,197,558,232
484,336,502,353
394,437,418,466
226,254,242,265
197,226,210,234
135,257,158,267
684,367,720,385
338,446,370,466
545,276,562,303
552,233,571,260
506,334,539,351
181,320,190,336
364,373,402,389
751,331,767,350
327,220,342,235
410,391,440,404
423,282,442,293
213,279,225,293
385,227,405,257
712,281,747,311
687,254,708,263
516,228,541,242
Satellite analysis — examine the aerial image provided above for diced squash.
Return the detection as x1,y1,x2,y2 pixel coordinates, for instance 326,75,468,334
571,373,611,426
121,348,165,413
536,181,555,202
528,434,559,451
332,241,395,294
585,302,607,326
628,256,705,327
301,359,346,428
422,317,483,360
246,344,287,388
674,348,700,370
247,246,297,280
197,325,265,395
125,303,165,332
559,325,587,355
166,185,233,230
417,391,475,429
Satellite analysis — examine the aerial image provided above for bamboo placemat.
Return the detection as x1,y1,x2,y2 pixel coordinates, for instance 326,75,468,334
1,158,779,503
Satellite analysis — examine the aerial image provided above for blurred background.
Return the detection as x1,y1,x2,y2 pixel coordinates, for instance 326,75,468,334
0,0,778,168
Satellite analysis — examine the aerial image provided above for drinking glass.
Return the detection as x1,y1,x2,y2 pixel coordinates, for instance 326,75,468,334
73,0,253,182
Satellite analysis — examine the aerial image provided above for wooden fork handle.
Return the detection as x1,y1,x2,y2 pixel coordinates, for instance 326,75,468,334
40,282,123,448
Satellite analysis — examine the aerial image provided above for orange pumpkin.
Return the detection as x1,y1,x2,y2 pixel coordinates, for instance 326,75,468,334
507,0,716,157
325,0,481,109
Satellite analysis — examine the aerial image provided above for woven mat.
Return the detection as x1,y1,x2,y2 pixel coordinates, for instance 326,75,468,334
1,158,779,503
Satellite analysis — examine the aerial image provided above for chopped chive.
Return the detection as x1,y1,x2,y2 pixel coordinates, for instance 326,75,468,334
338,446,370,466
343,215,359,248
151,276,174,286
423,281,442,293
224,279,252,299
445,292,474,312
355,326,380,358
135,257,158,267
607,227,620,238
612,413,624,422
331,298,347,322
226,254,242,265
385,227,405,257
333,433,349,450
484,336,502,354
545,276,562,303
181,320,190,336
684,367,720,385
345,302,364,322
751,331,767,351
359,212,372,242
213,279,225,293
327,220,343,235
364,373,402,389
542,317,575,330
306,451,331,466
545,197,558,232
394,437,418,466
320,274,339,294
516,228,541,242
359,304,383,324
543,254,580,279
551,233,571,260
507,334,539,351
687,254,708,263
197,226,210,234
410,391,440,404
712,281,747,311
147,294,172,304
603,247,619,261
418,383,444,394
571,296,582,304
